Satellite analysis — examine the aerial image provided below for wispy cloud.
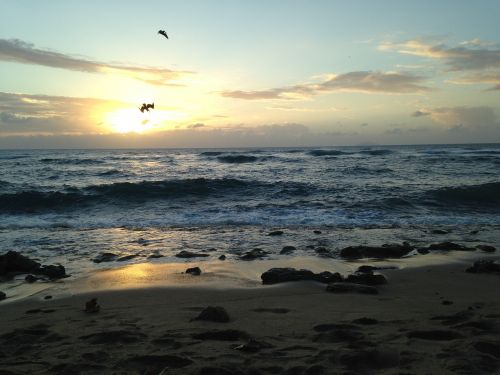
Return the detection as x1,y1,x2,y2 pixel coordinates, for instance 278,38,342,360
0,39,193,86
221,71,430,100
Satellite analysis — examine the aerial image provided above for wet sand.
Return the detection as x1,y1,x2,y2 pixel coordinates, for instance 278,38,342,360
1,257,500,374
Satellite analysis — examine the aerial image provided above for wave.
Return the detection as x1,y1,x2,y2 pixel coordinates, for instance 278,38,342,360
216,155,259,163
40,158,104,165
98,169,124,176
425,182,500,207
358,149,394,156
0,178,313,212
308,150,350,156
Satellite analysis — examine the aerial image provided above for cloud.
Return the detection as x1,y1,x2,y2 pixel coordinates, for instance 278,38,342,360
414,105,499,132
379,39,500,70
186,123,205,129
221,71,430,100
0,91,122,135
450,72,500,90
0,39,192,86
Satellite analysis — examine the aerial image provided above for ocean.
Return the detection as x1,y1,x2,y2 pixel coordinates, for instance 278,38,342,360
1,144,499,277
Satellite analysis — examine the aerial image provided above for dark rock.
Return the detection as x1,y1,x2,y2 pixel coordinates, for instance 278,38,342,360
175,250,210,258
84,298,100,314
39,264,67,279
234,338,272,352
326,282,378,295
357,265,396,273
240,248,268,261
431,229,449,234
428,242,474,251
0,291,5,301
117,254,138,262
261,268,314,284
280,246,296,255
407,330,464,340
313,230,322,234
268,230,284,236
186,267,202,276
192,306,230,322
305,245,315,249
44,295,52,300
474,341,500,358
25,274,38,283
442,300,453,305
218,254,226,260
147,253,164,259
93,252,118,263
261,267,342,285
345,272,387,286
466,260,500,274
192,329,249,341
340,242,413,259
0,250,41,275
470,230,479,235
314,271,343,284
417,247,430,254
476,245,496,253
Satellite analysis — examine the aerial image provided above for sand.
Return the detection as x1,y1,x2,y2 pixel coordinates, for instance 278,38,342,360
1,257,500,374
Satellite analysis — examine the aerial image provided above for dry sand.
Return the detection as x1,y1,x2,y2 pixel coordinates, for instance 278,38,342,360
1,257,499,374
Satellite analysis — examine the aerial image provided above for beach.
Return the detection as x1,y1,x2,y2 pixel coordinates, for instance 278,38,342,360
1,252,500,375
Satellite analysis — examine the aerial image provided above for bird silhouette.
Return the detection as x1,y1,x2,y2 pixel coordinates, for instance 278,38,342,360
139,103,155,113
158,30,168,39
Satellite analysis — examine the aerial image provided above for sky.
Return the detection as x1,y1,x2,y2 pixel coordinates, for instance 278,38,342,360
1,0,500,148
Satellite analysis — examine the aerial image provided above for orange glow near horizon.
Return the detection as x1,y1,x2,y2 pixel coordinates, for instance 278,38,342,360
105,107,188,134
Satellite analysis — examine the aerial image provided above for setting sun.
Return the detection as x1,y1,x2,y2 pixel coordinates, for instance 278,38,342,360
105,107,187,134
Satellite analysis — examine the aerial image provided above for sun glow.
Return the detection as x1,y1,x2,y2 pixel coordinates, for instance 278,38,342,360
105,107,187,134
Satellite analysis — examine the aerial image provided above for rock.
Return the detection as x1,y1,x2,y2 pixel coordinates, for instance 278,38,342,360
340,242,413,259
326,282,378,295
261,268,342,285
93,252,118,263
44,295,52,300
356,265,396,273
280,246,296,255
470,230,479,235
186,267,201,276
117,254,138,262
84,298,100,314
431,229,449,234
193,306,230,322
39,264,67,279
192,329,249,341
313,230,322,234
148,253,164,259
442,300,453,305
305,245,315,249
261,268,314,284
25,274,38,283
0,291,5,301
218,254,226,260
0,250,41,275
313,271,343,284
175,250,210,258
345,272,387,286
428,242,473,251
268,230,284,236
240,248,268,261
417,247,430,254
466,260,500,274
234,338,272,352
476,245,496,253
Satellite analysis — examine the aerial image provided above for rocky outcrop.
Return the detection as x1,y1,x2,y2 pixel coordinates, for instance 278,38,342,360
0,251,67,280
175,251,210,258
185,267,201,276
466,260,500,274
340,242,413,259
476,245,496,253
93,252,118,263
345,272,387,286
261,268,342,285
427,242,474,251
192,306,230,323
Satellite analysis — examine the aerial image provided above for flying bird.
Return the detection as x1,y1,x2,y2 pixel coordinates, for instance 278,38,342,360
139,103,154,113
158,30,168,39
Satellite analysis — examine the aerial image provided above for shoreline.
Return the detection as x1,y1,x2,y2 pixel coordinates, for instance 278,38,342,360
1,260,499,374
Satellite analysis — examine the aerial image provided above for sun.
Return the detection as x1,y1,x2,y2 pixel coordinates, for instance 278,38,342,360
105,107,189,134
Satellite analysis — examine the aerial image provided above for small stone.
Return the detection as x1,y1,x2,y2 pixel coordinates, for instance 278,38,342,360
0,291,6,301
240,248,268,261
442,300,453,305
313,230,322,234
85,298,100,314
44,295,52,300
268,230,284,236
192,306,230,323
476,245,496,253
280,246,296,255
175,251,210,258
25,274,38,283
218,254,226,261
117,254,138,262
345,272,387,286
93,252,118,263
431,229,449,234
185,267,201,276
315,247,330,256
